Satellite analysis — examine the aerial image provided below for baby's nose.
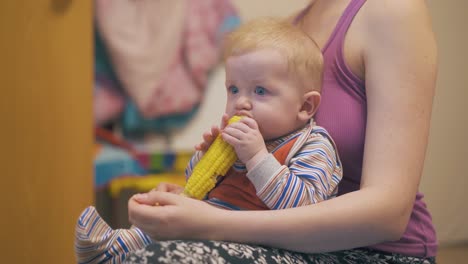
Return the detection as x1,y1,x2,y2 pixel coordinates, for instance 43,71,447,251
235,96,252,109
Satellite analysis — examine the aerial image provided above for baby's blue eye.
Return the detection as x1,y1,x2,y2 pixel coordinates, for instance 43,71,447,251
229,86,239,94
254,86,266,95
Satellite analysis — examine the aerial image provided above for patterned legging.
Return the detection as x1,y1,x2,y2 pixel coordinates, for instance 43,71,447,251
124,240,436,264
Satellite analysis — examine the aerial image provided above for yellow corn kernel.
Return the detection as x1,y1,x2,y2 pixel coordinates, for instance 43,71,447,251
184,116,242,199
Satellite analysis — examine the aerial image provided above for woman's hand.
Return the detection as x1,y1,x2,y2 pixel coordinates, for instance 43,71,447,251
150,182,184,195
128,190,223,241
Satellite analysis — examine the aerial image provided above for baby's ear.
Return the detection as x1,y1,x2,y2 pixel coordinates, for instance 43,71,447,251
298,91,321,122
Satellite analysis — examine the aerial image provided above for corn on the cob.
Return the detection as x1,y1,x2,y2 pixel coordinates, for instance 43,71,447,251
184,115,242,199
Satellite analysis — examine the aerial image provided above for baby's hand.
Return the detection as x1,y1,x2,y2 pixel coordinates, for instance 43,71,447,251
221,117,268,170
194,125,220,153
194,114,229,153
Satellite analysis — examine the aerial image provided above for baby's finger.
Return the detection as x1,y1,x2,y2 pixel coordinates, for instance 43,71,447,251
210,126,220,138
226,121,251,134
202,131,214,143
194,143,203,151
195,142,209,152
223,126,246,141
220,113,229,129
221,131,240,146
239,116,259,130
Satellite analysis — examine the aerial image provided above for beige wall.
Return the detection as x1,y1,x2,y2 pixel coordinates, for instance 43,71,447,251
422,0,468,245
233,0,309,20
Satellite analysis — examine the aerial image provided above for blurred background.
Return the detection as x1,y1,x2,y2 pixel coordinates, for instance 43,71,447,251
1,0,466,263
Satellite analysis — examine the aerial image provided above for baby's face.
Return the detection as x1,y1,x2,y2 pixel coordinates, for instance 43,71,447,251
225,49,306,140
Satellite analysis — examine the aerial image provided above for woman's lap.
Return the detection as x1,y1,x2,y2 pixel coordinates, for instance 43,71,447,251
124,240,436,264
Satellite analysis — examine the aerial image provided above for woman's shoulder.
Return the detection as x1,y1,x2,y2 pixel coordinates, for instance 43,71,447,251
358,0,435,61
361,0,432,29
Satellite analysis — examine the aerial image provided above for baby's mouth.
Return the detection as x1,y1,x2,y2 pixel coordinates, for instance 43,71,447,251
235,111,252,118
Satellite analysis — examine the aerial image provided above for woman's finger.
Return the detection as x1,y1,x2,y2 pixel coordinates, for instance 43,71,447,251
136,190,186,206
154,182,183,193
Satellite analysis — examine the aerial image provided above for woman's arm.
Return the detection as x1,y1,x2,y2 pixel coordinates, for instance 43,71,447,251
128,0,437,253
358,0,438,238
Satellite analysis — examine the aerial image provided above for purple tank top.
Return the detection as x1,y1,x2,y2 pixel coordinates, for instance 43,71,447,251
296,0,437,257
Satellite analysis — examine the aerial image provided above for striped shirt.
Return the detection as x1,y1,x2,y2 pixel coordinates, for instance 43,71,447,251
185,123,343,210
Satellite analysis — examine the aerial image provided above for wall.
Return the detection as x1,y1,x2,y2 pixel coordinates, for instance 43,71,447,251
422,0,468,245
233,0,310,20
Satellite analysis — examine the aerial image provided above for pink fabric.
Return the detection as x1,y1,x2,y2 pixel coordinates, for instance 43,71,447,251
95,0,237,118
93,80,125,125
297,0,438,258
185,0,239,86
